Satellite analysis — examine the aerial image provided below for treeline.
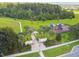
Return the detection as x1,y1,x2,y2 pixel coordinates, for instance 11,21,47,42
0,27,31,56
0,3,75,20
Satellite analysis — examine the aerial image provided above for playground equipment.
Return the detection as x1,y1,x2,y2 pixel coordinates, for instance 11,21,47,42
49,23,69,33
25,31,47,51
25,31,47,57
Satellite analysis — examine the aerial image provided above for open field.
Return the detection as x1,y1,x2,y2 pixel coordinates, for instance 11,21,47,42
73,10,79,14
0,14,79,33
0,13,79,43
0,17,20,33
19,14,79,32
0,14,79,43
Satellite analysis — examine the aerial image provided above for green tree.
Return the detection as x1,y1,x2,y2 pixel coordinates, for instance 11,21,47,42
0,27,21,55
56,33,62,41
0,3,75,20
69,24,79,40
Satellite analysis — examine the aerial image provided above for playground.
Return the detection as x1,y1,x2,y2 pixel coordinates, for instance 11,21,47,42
0,11,79,57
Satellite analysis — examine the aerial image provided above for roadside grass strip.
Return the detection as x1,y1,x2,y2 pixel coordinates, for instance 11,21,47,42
43,40,79,57
17,52,39,57
6,50,40,57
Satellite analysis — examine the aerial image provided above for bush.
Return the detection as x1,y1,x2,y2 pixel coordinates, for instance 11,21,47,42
44,40,58,47
56,33,62,42
20,44,31,52
69,24,79,40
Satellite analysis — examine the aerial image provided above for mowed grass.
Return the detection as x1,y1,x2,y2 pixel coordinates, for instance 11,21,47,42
0,14,79,33
43,40,79,57
15,14,78,31
0,17,20,33
73,10,79,14
18,14,79,32
17,52,39,57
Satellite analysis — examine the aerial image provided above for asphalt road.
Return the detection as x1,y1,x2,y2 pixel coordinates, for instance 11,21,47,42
62,45,79,57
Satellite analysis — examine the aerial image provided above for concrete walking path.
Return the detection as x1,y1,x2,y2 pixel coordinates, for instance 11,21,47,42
18,22,22,33
42,40,79,51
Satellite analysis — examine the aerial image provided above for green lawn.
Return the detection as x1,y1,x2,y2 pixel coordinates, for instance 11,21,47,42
73,10,79,13
0,17,20,33
17,52,39,57
43,40,79,57
0,14,79,33
0,14,79,43
61,32,70,43
19,14,79,32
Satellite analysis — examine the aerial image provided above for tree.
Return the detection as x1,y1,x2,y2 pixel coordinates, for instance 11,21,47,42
69,24,79,40
0,27,21,55
0,3,75,20
56,33,62,41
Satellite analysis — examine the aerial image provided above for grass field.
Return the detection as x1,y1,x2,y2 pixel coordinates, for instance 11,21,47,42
0,17,20,33
17,52,39,57
0,13,79,43
0,14,79,43
19,14,79,32
73,10,79,14
0,14,79,33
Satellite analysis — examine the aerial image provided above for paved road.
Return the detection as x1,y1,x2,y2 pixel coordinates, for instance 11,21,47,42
63,52,79,57
62,45,79,57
